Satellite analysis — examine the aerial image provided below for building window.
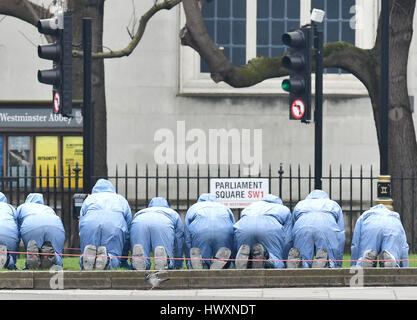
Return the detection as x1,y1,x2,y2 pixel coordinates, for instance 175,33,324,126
179,0,377,95
0,137,3,178
3,134,83,188
35,136,59,187
256,0,300,58
201,0,247,72
7,136,32,187
62,136,83,188
311,0,355,74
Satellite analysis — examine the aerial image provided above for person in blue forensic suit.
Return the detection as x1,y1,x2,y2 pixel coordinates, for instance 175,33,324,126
351,204,409,268
289,190,345,268
184,193,236,269
16,193,65,269
233,194,293,269
0,193,19,269
79,179,132,270
130,197,184,270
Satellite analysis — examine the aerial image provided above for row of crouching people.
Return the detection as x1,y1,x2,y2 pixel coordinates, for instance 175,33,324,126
78,179,409,270
0,178,409,270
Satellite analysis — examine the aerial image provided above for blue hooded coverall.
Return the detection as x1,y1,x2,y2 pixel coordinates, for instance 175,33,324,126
351,204,409,267
130,197,184,269
79,179,132,269
16,193,65,267
184,193,236,269
233,194,293,269
292,190,345,268
0,193,19,269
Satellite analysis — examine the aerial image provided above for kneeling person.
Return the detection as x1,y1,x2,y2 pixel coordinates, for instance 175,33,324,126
79,179,132,270
17,193,65,269
233,194,292,269
0,193,19,269
130,197,184,270
289,190,345,268
351,204,409,268
185,194,236,269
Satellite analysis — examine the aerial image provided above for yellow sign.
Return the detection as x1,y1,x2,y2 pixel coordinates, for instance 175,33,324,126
36,136,59,188
63,136,83,188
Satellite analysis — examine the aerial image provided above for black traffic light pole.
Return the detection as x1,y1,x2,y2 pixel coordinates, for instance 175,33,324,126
313,22,323,190
282,27,312,122
61,12,73,117
37,12,72,117
380,0,389,175
376,0,393,209
83,18,94,194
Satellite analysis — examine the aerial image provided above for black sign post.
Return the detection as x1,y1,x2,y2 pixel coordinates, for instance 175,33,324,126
83,18,94,194
313,21,323,190
376,0,393,210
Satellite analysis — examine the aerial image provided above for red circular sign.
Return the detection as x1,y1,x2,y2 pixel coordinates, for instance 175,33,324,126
291,99,305,119
53,91,60,113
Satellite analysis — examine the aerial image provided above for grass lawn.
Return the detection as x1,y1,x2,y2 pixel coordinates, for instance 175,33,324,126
5,254,417,271
341,254,416,268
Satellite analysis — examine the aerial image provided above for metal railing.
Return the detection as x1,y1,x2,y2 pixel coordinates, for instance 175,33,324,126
1,163,416,253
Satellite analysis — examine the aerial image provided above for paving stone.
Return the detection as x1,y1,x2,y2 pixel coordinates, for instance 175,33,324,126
0,269,416,290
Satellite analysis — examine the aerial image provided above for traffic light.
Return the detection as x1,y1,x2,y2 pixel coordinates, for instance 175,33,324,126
38,12,72,117
281,26,312,122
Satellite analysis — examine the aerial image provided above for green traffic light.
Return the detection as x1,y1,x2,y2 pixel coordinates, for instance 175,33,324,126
282,80,291,92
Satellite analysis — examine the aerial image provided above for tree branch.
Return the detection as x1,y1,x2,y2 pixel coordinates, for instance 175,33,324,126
181,0,236,83
181,0,377,91
0,0,50,27
323,42,377,93
72,0,182,59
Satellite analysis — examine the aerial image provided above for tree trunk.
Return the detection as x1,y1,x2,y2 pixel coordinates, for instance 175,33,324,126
362,0,417,251
68,0,107,179
67,0,107,249
385,0,417,251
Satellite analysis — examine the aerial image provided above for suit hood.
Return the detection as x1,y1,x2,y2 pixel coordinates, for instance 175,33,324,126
25,193,44,204
305,189,330,200
91,179,116,194
198,193,218,203
262,194,283,205
148,197,170,208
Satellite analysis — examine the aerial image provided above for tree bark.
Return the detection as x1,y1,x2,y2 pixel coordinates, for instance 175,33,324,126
385,0,417,250
67,0,107,178
0,0,50,25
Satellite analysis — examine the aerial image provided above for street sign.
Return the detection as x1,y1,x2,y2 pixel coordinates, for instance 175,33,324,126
53,91,60,113
210,178,269,208
290,99,305,120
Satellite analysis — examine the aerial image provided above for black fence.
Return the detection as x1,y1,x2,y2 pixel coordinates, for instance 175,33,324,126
1,163,416,253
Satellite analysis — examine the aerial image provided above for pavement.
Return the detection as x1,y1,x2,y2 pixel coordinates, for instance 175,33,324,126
2,267,417,290
1,287,417,299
